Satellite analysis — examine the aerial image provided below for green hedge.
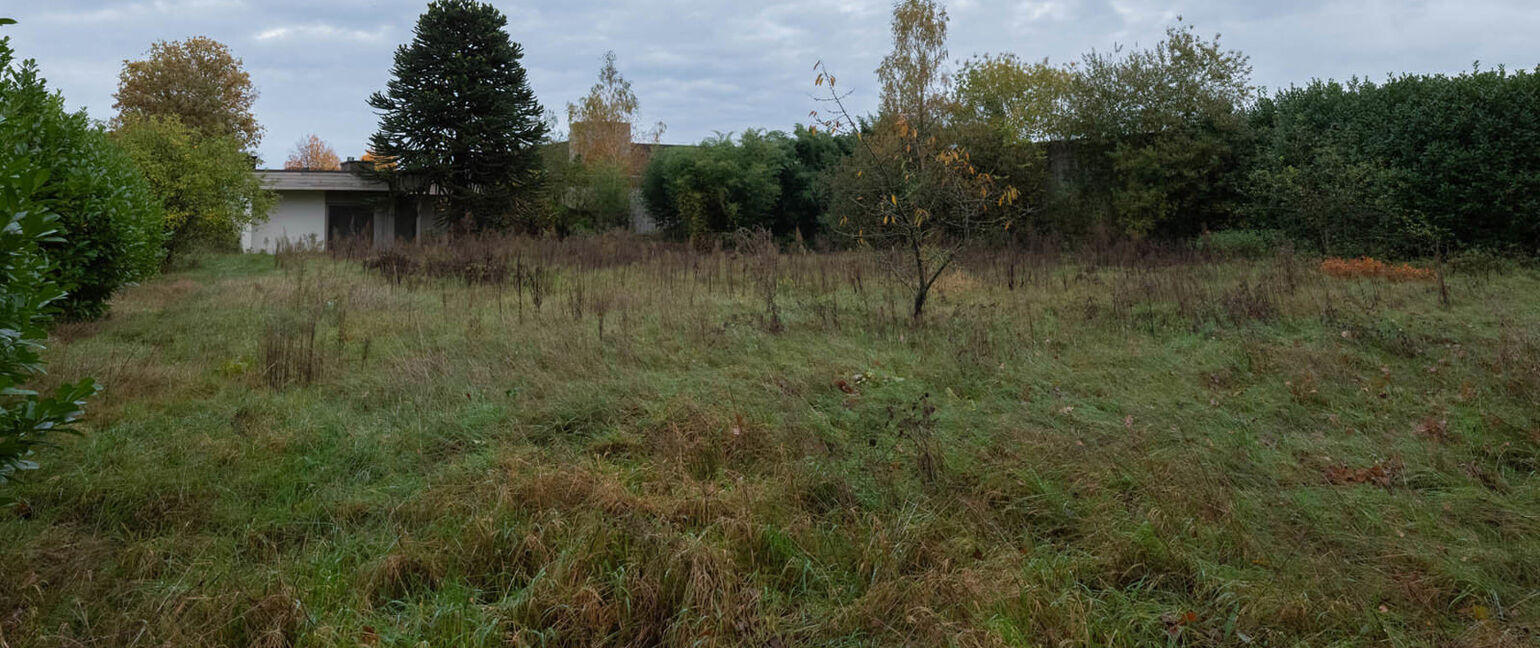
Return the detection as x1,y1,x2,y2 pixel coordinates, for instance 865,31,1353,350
1,35,163,319
0,24,99,484
1248,66,1540,255
641,127,849,239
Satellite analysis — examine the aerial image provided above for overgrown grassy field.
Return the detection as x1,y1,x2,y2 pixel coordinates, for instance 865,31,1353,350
3,237,1538,647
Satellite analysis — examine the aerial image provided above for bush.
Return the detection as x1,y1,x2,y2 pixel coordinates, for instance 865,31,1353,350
1447,247,1517,278
1320,257,1435,282
642,131,786,238
642,128,848,239
545,156,633,234
1055,22,1256,238
112,113,273,258
0,22,100,484
0,33,163,319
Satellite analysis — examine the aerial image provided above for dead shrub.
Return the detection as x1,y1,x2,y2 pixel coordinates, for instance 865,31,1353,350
1321,257,1436,282
259,313,319,388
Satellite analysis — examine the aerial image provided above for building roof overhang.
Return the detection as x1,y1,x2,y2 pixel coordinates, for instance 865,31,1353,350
257,170,390,192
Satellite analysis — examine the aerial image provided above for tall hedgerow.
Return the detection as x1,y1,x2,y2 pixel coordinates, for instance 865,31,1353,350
0,20,100,484
1,27,163,319
1248,67,1540,255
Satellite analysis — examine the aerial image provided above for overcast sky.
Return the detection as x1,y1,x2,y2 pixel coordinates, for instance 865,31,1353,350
7,0,1539,166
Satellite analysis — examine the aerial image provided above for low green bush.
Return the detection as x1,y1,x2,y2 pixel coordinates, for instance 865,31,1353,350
1194,228,1292,258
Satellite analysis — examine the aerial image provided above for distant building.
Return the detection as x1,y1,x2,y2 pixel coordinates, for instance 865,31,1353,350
241,160,434,253
243,129,692,252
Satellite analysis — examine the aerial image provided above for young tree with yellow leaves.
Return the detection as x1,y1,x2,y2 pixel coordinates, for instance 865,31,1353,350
565,50,664,170
283,134,342,171
815,0,1022,321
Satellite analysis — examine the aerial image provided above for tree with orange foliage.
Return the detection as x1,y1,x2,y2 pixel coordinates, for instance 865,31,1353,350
283,134,341,171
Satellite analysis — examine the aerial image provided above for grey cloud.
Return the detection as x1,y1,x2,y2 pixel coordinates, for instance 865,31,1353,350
5,0,1538,166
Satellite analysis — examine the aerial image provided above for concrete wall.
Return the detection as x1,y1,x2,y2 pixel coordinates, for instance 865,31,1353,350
245,190,327,253
629,188,657,233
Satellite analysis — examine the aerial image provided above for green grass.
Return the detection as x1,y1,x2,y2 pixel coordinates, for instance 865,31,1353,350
2,242,1538,647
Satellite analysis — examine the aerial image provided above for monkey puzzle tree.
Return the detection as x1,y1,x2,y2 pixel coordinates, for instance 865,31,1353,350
368,0,548,232
815,0,1020,321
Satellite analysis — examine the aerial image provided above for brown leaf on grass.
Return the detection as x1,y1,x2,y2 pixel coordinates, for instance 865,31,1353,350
1414,417,1450,443
360,625,379,646
1161,610,1199,637
1323,461,1398,487
835,379,856,394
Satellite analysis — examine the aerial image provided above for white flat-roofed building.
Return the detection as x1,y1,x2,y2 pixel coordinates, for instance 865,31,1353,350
242,165,435,253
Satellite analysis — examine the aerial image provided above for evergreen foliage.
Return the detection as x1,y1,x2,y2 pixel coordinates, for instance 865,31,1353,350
2,30,162,320
368,0,548,232
0,23,99,484
1248,67,1540,255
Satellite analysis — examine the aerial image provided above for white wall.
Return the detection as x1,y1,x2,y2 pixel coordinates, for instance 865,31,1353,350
244,190,437,253
246,190,327,253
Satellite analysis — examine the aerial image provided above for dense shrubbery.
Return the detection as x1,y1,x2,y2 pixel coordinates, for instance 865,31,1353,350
1248,66,1540,256
544,157,633,234
113,113,272,257
0,26,99,483
1,35,163,320
641,127,848,240
637,22,1537,259
1194,228,1290,259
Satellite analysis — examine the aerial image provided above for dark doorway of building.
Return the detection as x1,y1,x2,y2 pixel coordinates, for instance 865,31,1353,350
393,197,417,243
326,204,373,248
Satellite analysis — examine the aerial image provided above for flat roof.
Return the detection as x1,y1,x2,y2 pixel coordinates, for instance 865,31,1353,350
257,169,389,192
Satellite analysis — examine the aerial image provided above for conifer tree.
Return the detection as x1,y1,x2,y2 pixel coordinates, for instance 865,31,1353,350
368,0,548,231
